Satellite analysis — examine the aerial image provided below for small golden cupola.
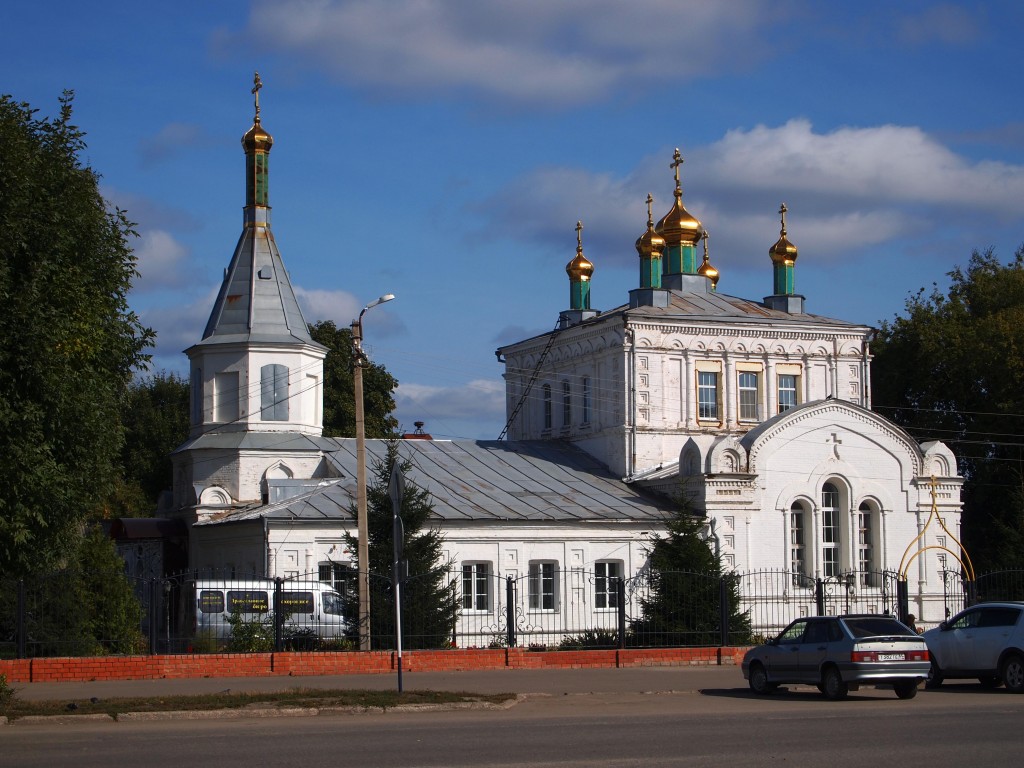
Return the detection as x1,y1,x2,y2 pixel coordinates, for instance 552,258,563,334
655,148,703,277
242,72,274,215
769,203,798,295
566,220,595,311
697,230,720,291
636,194,666,289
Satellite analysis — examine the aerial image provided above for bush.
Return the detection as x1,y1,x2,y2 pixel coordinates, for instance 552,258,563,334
559,629,619,649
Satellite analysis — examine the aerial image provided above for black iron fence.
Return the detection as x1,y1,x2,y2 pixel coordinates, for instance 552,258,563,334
2,566,1021,659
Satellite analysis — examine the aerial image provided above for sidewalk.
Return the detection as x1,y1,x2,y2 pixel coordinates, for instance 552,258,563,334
13,665,745,703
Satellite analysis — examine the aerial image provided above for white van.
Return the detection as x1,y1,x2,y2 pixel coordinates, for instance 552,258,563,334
193,579,349,646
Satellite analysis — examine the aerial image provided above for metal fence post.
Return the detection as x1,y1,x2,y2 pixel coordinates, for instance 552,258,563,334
16,579,26,659
149,578,159,655
273,577,283,652
719,576,729,647
505,576,516,648
896,577,909,623
815,578,824,616
616,577,627,649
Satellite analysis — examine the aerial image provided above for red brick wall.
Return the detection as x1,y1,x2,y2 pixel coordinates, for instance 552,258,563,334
0,647,747,683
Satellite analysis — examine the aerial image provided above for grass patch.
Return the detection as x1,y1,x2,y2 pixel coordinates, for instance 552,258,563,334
0,688,515,721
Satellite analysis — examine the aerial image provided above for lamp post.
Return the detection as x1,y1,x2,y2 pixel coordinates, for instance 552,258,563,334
352,293,395,651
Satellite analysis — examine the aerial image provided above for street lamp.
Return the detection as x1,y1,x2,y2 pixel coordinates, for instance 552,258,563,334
352,293,395,651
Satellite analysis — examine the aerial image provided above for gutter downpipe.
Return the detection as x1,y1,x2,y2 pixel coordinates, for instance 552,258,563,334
625,320,636,480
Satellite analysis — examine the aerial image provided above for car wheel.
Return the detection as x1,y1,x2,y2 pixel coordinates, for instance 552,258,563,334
926,661,944,689
894,681,919,700
1001,653,1024,693
821,666,848,701
978,675,1001,689
748,662,777,695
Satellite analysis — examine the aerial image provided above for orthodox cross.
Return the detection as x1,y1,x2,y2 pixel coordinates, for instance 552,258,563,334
645,193,654,226
252,71,263,122
779,202,788,235
670,148,684,193
576,220,583,253
828,432,842,459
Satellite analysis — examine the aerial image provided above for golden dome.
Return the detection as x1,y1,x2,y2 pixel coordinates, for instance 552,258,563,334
242,120,274,153
655,148,702,246
566,221,594,280
697,231,720,288
636,194,666,257
769,202,798,264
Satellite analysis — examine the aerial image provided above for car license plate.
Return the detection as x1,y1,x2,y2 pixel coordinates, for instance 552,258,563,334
877,653,905,661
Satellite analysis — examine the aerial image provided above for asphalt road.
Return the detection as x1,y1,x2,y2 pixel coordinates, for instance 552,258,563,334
5,670,1023,767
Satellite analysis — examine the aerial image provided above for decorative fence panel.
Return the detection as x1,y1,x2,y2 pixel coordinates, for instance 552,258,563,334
4,566,1023,659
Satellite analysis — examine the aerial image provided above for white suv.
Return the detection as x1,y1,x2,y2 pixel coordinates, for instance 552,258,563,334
923,602,1024,692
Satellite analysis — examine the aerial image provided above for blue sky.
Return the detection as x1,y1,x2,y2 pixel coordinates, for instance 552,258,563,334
6,1,1024,440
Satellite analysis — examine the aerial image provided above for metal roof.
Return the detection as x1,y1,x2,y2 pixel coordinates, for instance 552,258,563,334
198,439,675,527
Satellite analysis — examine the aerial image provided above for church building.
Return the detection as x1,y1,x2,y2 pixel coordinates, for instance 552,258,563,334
160,79,963,638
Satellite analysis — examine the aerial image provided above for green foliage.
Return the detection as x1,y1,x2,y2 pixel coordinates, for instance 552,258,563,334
0,674,15,708
345,440,459,649
0,527,145,656
558,629,618,649
872,248,1024,571
308,320,399,438
225,611,276,653
630,497,752,646
115,372,190,515
0,92,153,574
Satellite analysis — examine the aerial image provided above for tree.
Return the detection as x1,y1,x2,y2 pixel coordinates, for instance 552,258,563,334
345,440,458,649
0,92,153,575
308,320,399,438
872,247,1024,572
114,372,190,516
630,495,751,646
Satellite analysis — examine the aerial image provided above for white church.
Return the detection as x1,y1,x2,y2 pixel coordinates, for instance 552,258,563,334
157,81,964,638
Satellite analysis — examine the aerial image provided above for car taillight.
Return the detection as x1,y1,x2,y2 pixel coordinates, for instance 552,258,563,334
851,650,876,662
850,649,929,662
908,649,930,661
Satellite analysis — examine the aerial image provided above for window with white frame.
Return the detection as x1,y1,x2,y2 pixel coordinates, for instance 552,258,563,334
738,371,759,421
529,561,558,611
461,562,491,611
562,381,571,427
582,377,591,424
858,502,875,586
790,503,808,587
698,371,719,420
542,384,552,430
318,561,356,598
821,482,840,578
778,373,799,413
594,561,622,609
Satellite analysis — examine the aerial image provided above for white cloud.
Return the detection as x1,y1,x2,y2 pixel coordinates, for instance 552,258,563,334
137,288,219,375
477,120,1024,270
294,287,406,338
235,0,787,106
133,229,193,292
394,378,505,439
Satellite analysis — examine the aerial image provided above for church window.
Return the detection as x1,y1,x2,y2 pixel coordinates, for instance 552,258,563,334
562,381,571,427
215,371,239,423
582,377,591,424
595,560,622,609
190,367,203,424
261,364,289,421
791,503,808,587
821,483,840,578
462,562,491,611
319,562,356,598
738,372,759,421
698,371,719,420
542,384,552,431
778,373,799,412
529,561,558,611
858,502,876,586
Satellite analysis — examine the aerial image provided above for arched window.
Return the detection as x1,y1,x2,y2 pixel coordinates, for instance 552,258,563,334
858,501,876,586
790,502,808,586
821,482,840,578
562,381,571,427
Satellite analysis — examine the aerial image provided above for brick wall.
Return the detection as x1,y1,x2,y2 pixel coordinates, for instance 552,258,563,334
0,647,747,683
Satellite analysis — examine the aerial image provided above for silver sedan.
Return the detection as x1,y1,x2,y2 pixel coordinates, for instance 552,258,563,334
743,614,930,700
